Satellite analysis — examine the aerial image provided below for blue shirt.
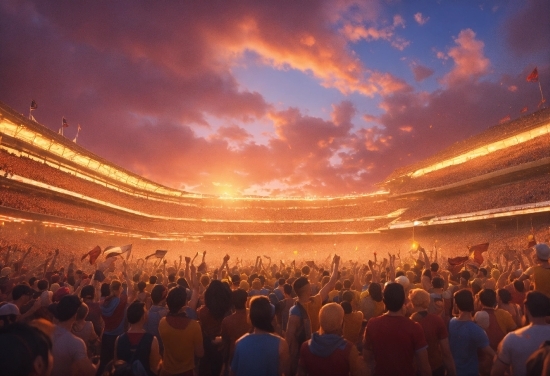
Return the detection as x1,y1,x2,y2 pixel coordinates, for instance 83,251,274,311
448,319,489,376
231,333,281,376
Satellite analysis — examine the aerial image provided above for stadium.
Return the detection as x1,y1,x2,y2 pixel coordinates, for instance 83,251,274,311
1,100,549,263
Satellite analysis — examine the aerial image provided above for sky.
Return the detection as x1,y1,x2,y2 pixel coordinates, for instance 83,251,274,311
1,0,549,197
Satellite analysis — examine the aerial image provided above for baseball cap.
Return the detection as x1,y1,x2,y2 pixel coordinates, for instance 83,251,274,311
535,244,550,261
0,303,20,316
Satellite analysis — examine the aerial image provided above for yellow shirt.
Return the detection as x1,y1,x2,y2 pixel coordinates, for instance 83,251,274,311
494,308,517,334
343,311,364,344
526,266,550,298
158,317,203,374
304,295,323,333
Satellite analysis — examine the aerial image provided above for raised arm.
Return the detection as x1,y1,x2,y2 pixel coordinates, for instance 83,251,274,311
319,255,340,302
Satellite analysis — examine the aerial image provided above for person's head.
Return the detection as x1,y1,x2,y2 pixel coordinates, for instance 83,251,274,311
341,301,352,314
524,291,550,319
491,268,500,280
12,284,34,305
151,285,168,305
383,283,405,313
478,268,488,278
319,303,344,335
168,274,176,283
409,288,430,310
0,323,53,376
79,285,94,302
535,243,550,263
126,301,146,325
496,288,512,305
137,281,146,293
334,281,343,291
149,275,157,285
200,274,210,288
474,310,490,329
460,270,471,282
430,263,439,273
249,296,274,333
37,280,48,292
478,289,497,308
431,276,444,289
293,277,311,299
368,282,383,302
283,283,293,297
75,302,89,321
100,283,110,298
56,295,82,322
343,279,352,290
110,280,122,296
513,279,525,293
176,277,189,289
204,280,232,320
231,274,241,287
231,289,248,310
166,286,186,314
251,278,262,290
301,265,310,276
422,269,432,280
454,289,474,312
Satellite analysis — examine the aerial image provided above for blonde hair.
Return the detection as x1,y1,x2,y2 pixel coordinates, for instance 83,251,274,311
491,269,500,280
319,303,344,333
239,280,250,291
409,288,430,310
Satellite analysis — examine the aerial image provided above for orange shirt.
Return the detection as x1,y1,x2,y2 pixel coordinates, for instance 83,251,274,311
159,316,203,374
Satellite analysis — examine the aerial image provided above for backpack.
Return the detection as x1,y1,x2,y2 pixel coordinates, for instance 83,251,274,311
116,332,155,376
428,293,446,320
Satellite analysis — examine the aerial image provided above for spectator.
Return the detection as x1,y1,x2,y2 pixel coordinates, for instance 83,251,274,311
298,302,365,376
359,282,384,322
340,301,363,346
51,295,96,376
362,282,431,376
114,301,161,376
477,289,516,351
491,291,550,376
221,288,251,368
71,303,100,358
409,288,456,376
448,289,494,376
0,322,53,376
143,284,168,355
231,296,289,376
159,287,203,376
518,243,550,297
80,284,104,338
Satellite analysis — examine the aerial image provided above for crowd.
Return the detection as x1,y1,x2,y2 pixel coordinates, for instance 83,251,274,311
399,172,550,221
390,133,550,194
1,234,550,376
0,149,402,222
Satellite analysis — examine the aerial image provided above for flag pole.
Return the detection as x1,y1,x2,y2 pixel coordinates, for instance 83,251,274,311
539,82,545,102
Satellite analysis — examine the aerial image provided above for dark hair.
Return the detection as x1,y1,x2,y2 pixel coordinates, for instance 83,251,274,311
231,289,248,310
432,277,444,289
343,279,352,289
278,278,285,286
258,275,266,286
149,275,157,284
524,291,550,318
166,287,186,314
11,284,33,301
497,289,512,304
0,323,52,376
341,301,352,314
205,280,232,321
368,282,383,302
454,289,474,312
395,271,405,277
137,281,146,292
460,270,471,281
28,277,37,287
56,295,82,322
513,280,525,292
479,289,497,308
168,274,176,283
342,290,354,303
479,268,488,277
81,285,95,300
383,283,405,312
67,275,76,287
249,296,274,333
422,269,432,280
430,263,439,272
132,274,140,283
177,277,189,289
283,283,293,296
301,266,310,275
37,279,49,291
151,285,167,305
100,283,111,297
127,301,146,324
293,277,309,296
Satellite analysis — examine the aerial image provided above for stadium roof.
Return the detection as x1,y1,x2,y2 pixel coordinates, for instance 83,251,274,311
384,108,550,183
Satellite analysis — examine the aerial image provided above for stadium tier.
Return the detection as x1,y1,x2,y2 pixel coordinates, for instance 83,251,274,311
1,101,550,245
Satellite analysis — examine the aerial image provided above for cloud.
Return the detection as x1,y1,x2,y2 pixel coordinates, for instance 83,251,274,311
414,12,429,25
411,64,434,82
214,125,252,142
441,29,490,86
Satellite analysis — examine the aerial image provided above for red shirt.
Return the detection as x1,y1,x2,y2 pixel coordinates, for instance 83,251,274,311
411,312,448,371
363,314,428,376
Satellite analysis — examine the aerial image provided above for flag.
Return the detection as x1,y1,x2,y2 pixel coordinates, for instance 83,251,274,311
30,100,37,110
104,244,132,259
521,106,528,113
527,67,538,82
80,246,102,264
447,256,468,275
469,242,489,265
499,115,511,124
62,117,69,128
73,124,82,143
145,250,168,260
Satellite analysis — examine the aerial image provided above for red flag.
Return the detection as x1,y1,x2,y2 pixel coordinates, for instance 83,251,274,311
520,106,528,113
469,243,489,265
81,246,102,264
527,67,538,82
447,256,468,275
499,115,511,124
62,117,69,128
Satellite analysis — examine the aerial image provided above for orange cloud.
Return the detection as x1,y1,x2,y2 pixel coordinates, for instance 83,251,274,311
441,29,490,86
